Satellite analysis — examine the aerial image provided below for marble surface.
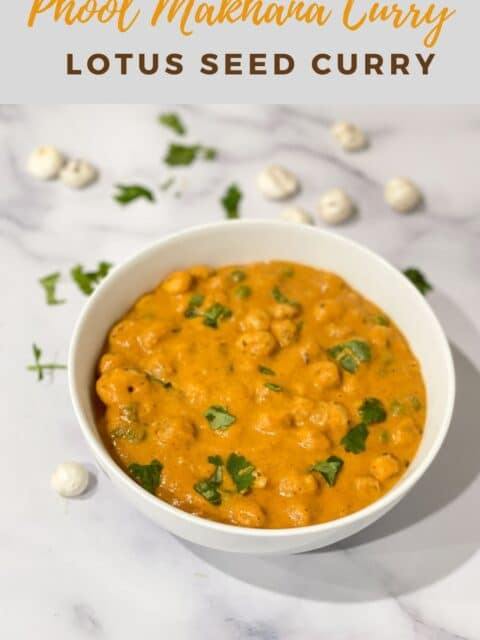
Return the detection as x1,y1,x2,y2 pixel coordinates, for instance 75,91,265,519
1,104,480,639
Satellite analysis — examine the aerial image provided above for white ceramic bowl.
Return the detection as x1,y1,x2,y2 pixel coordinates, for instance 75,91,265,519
69,221,455,554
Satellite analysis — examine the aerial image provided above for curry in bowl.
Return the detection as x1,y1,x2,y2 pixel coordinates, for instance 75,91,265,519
96,261,425,529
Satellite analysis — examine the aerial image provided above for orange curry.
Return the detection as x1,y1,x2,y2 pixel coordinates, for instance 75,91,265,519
96,261,425,529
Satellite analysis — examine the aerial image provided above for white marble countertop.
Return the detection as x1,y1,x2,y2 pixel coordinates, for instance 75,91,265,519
1,104,479,639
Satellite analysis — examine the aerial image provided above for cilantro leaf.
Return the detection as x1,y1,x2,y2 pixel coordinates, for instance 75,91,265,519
235,285,251,299
221,184,242,219
27,343,67,382
272,286,299,307
184,297,231,328
341,423,368,454
184,293,205,318
159,177,175,192
264,382,282,392
114,184,154,205
359,398,387,425
128,459,163,494
203,147,217,160
372,315,390,326
310,455,344,486
164,144,200,166
403,268,432,295
327,339,371,373
226,453,256,494
258,365,275,376
204,406,236,430
110,425,146,442
158,112,186,135
194,455,224,505
39,272,65,305
70,262,113,296
202,303,232,328
230,270,246,282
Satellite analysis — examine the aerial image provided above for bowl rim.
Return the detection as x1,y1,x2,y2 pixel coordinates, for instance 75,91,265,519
69,220,456,539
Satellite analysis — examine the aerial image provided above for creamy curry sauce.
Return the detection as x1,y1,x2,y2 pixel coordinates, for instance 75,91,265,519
96,261,425,529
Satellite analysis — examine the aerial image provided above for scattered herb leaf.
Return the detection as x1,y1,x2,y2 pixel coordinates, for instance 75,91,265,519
202,303,232,328
264,382,282,392
110,426,146,443
258,365,275,376
39,272,65,305
70,262,113,296
221,184,242,219
341,423,369,454
128,459,162,494
359,398,387,425
226,453,256,494
372,315,390,326
114,184,155,205
194,455,224,505
327,339,371,373
27,343,67,381
272,286,299,307
204,406,236,430
235,285,251,299
403,268,432,295
164,143,200,166
184,293,205,318
310,455,344,486
159,177,175,192
280,267,294,278
203,147,217,160
158,112,186,135
230,270,246,283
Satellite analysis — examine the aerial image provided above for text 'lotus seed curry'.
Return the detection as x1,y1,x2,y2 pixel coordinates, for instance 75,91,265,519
96,261,425,529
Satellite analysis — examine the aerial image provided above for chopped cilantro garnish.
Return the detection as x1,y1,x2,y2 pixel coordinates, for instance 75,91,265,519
158,112,186,135
235,285,251,299
164,144,216,166
194,455,224,505
114,184,155,205
184,293,205,318
327,339,371,373
110,425,146,442
159,177,175,192
184,296,231,328
202,303,232,328
258,365,275,376
403,268,432,295
272,286,299,307
27,343,67,381
128,459,163,494
231,270,246,283
280,267,294,278
203,147,217,160
204,406,236,430
264,382,282,392
70,262,112,295
372,315,390,326
39,272,65,305
358,398,387,425
226,453,256,494
310,456,344,486
341,423,369,454
221,184,242,219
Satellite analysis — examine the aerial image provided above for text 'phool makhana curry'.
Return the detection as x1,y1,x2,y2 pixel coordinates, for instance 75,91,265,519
96,261,425,528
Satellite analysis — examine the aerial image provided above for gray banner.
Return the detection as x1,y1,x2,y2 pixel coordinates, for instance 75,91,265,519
1,1,476,102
